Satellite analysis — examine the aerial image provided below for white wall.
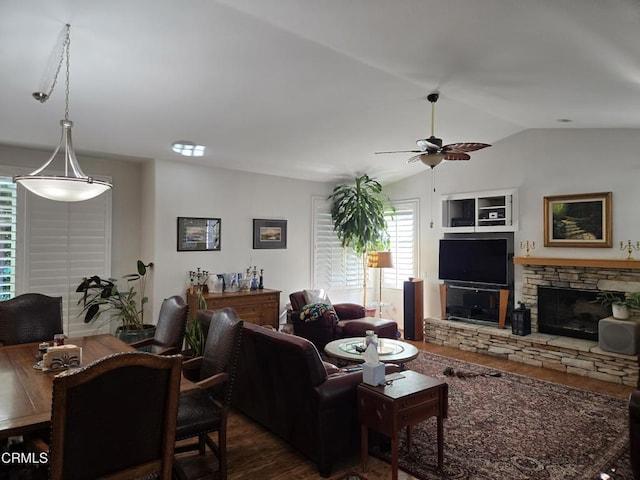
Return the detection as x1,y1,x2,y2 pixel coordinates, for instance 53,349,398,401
149,159,333,319
385,128,640,320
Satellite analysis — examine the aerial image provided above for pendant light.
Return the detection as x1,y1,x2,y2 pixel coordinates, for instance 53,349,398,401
14,24,112,202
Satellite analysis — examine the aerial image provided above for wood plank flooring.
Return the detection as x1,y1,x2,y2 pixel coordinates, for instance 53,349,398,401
177,340,635,479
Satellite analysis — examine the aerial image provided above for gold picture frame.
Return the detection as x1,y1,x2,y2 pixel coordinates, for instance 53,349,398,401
543,192,612,247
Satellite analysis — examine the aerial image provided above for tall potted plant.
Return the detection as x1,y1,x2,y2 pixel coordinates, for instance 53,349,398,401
76,260,155,343
328,174,394,305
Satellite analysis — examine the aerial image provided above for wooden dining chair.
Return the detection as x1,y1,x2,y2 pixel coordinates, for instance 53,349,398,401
174,307,244,480
0,293,63,346
130,295,189,355
47,351,182,480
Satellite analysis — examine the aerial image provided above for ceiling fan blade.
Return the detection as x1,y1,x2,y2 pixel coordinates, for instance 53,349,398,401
375,149,423,154
444,152,471,161
443,142,491,153
407,154,423,163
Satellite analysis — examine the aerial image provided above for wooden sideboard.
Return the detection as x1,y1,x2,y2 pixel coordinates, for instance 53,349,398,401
186,289,281,329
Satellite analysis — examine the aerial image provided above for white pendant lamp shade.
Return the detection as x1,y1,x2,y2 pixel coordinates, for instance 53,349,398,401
14,119,112,202
14,24,112,202
16,176,112,202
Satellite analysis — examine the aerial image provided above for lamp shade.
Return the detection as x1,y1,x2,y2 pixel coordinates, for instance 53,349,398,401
368,251,393,269
15,176,112,202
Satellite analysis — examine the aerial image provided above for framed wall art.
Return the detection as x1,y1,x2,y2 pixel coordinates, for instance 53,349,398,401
253,219,287,249
543,192,612,247
177,217,221,251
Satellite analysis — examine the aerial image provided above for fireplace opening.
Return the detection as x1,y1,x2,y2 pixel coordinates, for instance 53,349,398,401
537,287,618,341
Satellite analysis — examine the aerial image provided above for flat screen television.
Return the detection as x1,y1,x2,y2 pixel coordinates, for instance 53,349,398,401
438,238,509,286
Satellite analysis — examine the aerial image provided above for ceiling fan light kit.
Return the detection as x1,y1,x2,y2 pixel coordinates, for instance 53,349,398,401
13,24,113,202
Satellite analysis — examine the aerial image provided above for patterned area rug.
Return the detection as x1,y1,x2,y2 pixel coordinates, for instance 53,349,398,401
332,473,367,480
369,352,631,480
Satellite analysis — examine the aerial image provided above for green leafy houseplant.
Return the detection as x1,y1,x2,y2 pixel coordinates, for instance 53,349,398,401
183,293,207,357
328,174,394,305
76,260,153,332
594,290,640,320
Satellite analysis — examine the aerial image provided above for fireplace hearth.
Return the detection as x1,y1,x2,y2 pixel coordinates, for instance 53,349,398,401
537,287,615,341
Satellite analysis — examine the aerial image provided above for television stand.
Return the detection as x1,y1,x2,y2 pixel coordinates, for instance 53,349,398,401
439,283,509,328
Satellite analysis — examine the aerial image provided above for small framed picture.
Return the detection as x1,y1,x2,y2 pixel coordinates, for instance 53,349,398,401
253,219,287,249
177,217,221,251
543,192,612,247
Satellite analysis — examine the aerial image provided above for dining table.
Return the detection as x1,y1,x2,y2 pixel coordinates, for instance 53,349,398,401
0,334,141,438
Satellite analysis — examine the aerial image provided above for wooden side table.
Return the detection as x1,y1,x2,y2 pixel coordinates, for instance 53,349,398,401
358,370,448,480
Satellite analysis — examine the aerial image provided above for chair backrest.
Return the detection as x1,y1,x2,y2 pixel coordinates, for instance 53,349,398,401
199,307,244,403
289,291,307,311
49,351,182,480
152,296,189,354
0,293,63,345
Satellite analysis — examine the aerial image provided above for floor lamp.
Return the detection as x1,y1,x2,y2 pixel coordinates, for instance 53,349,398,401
367,251,393,317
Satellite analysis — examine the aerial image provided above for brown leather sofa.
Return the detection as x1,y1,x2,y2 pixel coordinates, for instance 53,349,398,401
288,290,398,350
198,312,398,477
630,390,640,479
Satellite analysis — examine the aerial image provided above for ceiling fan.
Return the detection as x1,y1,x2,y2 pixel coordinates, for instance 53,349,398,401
375,93,491,168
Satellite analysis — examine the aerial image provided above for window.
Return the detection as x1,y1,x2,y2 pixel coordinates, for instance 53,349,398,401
383,200,419,289
0,179,17,300
18,185,112,337
312,196,364,289
0,169,113,337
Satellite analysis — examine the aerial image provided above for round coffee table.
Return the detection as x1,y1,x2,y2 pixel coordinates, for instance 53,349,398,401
324,337,419,367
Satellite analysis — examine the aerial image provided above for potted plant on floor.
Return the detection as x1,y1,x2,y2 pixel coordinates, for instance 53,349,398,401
76,260,156,343
328,174,394,306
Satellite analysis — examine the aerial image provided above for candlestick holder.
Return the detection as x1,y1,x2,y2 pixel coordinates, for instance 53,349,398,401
519,240,535,258
620,240,640,260
188,268,210,293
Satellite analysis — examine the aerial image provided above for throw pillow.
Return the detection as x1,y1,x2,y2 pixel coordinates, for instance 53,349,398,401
299,303,337,323
302,289,339,320
303,289,333,307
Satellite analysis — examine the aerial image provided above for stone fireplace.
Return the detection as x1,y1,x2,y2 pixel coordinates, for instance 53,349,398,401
518,257,640,336
424,257,640,387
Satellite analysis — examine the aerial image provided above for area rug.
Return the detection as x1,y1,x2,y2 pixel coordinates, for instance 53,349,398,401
368,351,631,480
332,473,367,480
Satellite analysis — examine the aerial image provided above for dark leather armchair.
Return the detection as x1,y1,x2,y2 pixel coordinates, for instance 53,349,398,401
47,351,182,480
130,295,188,355
0,293,63,346
288,290,366,349
288,290,398,350
630,390,640,479
175,307,244,480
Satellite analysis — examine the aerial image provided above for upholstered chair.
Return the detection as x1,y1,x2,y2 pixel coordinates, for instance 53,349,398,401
130,295,189,355
174,307,244,480
46,351,182,480
0,293,63,346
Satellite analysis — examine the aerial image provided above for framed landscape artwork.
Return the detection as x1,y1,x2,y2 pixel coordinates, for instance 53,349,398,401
543,192,612,247
177,217,221,251
253,219,287,249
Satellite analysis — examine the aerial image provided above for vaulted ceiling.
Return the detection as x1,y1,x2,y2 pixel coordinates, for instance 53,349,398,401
1,0,639,184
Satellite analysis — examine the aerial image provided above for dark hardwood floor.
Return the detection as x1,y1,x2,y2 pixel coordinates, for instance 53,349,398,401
177,339,635,480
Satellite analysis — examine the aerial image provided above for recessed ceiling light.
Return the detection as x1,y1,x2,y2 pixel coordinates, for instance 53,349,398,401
171,141,206,157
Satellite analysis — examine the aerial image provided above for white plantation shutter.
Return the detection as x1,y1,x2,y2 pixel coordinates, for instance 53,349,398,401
0,179,17,300
19,185,112,337
312,196,364,289
384,200,419,289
